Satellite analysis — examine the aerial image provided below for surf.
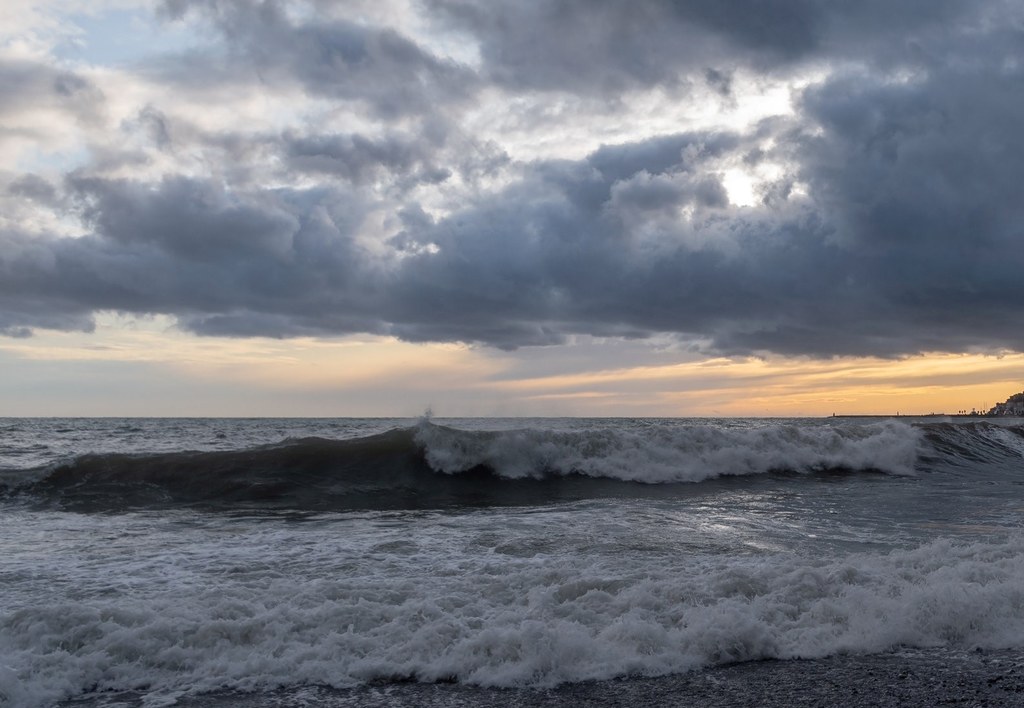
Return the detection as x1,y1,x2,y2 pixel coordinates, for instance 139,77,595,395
0,419,931,513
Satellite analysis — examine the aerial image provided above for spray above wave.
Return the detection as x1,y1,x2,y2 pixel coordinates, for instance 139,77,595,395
0,420,922,512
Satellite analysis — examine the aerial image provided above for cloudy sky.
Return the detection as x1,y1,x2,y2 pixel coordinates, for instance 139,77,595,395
3,0,1024,416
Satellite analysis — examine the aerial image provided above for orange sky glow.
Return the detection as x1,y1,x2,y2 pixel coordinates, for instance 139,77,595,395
2,317,1021,417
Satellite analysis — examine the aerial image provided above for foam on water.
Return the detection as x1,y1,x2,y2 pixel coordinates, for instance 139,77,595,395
416,419,921,481
3,417,1023,706
2,506,1023,707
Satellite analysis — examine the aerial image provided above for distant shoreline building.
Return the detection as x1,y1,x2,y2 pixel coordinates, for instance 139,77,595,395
988,391,1024,416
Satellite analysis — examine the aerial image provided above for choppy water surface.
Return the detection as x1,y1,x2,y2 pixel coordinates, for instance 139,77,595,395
2,416,1023,706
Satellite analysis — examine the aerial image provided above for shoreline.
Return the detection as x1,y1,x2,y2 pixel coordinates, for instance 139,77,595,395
62,648,1024,708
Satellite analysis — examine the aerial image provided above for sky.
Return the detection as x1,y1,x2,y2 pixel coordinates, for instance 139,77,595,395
2,0,1024,417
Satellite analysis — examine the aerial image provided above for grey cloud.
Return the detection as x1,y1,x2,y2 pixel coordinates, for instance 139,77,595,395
117,108,491,192
338,35,1024,357
282,129,449,186
703,68,733,97
181,310,387,338
132,106,173,149
0,228,96,336
0,153,999,353
8,175,58,204
70,176,299,262
8,55,1024,358
108,96,494,204
381,171,845,351
588,132,739,182
1,177,374,337
0,59,104,128
0,132,751,346
606,171,728,218
156,0,477,118
5,0,1024,360
429,0,970,93
536,132,740,214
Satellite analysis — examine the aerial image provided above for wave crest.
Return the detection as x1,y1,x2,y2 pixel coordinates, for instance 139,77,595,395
416,420,920,482
0,420,933,512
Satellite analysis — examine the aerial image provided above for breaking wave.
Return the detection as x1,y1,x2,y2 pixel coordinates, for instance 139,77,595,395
0,419,938,512
4,534,1024,706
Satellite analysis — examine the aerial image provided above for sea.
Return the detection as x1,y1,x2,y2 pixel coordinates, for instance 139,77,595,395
2,416,1024,707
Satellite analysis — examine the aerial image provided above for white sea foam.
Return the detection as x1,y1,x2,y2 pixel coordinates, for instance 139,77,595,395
415,420,921,481
2,508,1022,707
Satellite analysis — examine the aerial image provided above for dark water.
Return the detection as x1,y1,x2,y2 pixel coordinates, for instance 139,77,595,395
0,416,951,512
2,417,1023,706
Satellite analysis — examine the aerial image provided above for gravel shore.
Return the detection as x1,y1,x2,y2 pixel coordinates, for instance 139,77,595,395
64,648,1024,708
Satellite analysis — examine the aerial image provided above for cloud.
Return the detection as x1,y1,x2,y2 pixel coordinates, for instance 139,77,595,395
0,57,105,154
155,0,477,118
280,126,454,188
427,0,970,93
3,0,1024,361
0,128,911,353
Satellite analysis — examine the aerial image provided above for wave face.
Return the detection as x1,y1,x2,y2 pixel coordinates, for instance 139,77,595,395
5,429,439,513
918,420,1024,469
0,419,948,512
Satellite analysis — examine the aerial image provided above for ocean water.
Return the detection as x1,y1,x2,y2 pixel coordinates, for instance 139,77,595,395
1,416,1024,706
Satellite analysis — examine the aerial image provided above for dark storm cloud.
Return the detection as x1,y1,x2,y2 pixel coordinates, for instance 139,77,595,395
1,132,846,351
7,69,1024,356
70,176,299,261
280,127,454,186
378,136,852,351
0,227,95,337
1,176,378,337
770,29,1024,355
156,0,476,118
428,0,968,93
5,0,1024,358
